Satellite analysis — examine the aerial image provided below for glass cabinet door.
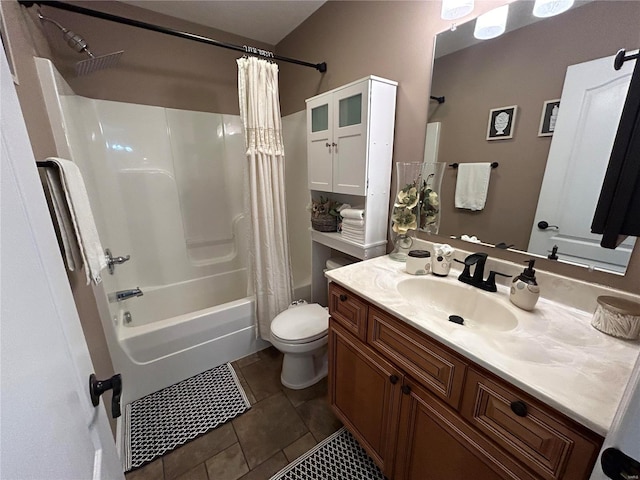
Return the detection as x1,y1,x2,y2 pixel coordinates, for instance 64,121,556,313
311,103,329,132
332,81,369,196
307,94,333,192
338,93,362,128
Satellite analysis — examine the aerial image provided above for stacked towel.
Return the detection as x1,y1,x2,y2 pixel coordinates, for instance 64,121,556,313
42,157,107,285
454,163,492,211
341,209,365,243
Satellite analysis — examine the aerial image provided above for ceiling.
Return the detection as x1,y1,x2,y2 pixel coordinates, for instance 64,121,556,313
120,0,326,45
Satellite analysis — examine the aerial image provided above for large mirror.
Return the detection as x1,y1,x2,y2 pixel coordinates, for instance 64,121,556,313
427,0,639,274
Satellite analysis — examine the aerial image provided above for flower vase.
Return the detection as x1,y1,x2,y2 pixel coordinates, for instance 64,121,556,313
389,162,424,262
418,162,445,235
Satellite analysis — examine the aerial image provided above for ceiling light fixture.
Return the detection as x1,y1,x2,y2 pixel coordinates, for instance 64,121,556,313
441,0,475,21
532,0,575,18
474,4,509,40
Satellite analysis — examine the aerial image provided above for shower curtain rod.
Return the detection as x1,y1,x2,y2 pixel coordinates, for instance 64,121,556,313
19,0,328,73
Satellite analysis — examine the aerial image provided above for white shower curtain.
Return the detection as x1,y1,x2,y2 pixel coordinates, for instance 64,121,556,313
237,56,294,340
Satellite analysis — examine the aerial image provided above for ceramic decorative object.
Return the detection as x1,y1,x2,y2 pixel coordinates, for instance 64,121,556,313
591,296,640,339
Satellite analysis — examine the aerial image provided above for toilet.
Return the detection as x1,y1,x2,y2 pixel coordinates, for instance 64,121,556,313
270,257,355,390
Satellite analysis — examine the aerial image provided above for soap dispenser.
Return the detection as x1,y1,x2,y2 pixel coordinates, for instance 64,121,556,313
510,260,540,311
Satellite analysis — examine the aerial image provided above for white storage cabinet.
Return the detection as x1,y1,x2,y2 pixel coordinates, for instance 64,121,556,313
306,76,397,304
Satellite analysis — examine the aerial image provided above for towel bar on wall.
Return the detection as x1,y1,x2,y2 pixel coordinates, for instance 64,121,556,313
449,162,499,169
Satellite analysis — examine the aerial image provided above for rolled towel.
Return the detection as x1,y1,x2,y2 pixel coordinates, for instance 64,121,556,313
340,208,365,220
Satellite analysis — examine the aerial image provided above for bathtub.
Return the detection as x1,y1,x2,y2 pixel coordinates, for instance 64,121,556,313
106,268,269,407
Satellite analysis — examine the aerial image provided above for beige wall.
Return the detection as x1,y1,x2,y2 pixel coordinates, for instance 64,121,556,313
276,0,640,294
38,1,272,112
431,1,640,249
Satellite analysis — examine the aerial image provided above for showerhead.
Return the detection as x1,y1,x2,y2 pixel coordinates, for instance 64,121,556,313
38,11,124,76
75,50,124,76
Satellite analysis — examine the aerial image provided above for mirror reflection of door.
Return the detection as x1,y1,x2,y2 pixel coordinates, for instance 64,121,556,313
527,53,636,274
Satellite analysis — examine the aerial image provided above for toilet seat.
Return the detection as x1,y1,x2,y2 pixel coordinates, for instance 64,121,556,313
271,303,329,344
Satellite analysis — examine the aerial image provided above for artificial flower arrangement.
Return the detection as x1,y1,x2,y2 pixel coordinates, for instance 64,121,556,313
308,196,342,232
391,179,440,234
419,178,440,231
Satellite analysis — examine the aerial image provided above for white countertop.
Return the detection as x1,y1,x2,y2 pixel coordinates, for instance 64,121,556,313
325,255,640,436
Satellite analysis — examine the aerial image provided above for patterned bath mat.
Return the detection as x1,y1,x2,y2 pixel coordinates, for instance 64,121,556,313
124,363,251,471
270,427,385,480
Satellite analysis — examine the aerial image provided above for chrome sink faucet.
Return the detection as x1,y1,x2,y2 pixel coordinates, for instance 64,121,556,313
455,253,510,292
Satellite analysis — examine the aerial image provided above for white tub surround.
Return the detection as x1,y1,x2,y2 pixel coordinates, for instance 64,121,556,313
325,242,640,436
35,57,271,410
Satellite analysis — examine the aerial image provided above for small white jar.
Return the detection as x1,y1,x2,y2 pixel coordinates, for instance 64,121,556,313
406,250,431,275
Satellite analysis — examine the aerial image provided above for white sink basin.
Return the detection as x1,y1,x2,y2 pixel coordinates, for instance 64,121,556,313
397,276,518,332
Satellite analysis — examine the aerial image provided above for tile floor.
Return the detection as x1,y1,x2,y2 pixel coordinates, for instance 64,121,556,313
125,347,342,480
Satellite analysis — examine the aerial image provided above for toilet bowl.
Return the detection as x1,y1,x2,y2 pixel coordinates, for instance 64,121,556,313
270,256,356,389
270,303,329,390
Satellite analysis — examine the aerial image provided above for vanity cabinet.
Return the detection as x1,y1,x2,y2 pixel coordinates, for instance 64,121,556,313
328,319,402,476
327,283,603,480
306,76,397,196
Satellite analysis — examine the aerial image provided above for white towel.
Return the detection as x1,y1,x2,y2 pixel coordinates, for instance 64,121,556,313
454,163,492,211
341,224,365,235
342,218,365,228
42,157,107,285
45,167,83,273
340,208,365,220
341,232,365,243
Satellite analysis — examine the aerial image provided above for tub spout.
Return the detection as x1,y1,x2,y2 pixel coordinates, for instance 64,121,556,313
111,287,143,302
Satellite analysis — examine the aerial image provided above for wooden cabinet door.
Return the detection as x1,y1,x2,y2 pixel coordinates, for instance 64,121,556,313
332,81,369,195
394,379,538,480
307,93,333,192
329,319,402,477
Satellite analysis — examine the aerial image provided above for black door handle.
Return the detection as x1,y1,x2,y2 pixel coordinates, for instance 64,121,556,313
89,373,122,419
602,447,640,480
537,221,559,231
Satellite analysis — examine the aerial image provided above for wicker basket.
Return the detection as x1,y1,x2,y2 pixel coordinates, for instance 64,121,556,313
311,215,338,232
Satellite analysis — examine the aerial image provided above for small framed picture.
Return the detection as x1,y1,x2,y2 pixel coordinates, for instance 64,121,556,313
538,99,560,137
487,105,517,140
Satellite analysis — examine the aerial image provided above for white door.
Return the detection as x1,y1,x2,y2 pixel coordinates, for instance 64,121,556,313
0,48,124,479
527,53,636,273
590,354,640,479
332,81,369,195
307,94,333,192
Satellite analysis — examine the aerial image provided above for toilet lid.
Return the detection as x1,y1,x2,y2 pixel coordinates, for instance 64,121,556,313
271,304,329,344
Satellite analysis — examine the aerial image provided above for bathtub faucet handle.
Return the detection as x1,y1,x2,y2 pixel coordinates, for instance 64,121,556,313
105,248,131,275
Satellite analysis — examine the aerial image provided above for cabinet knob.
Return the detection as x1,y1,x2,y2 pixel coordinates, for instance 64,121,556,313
510,400,528,417
401,385,411,395
339,294,347,302
325,142,331,148
389,375,399,384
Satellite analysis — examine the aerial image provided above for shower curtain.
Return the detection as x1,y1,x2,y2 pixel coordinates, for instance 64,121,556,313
237,56,294,340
